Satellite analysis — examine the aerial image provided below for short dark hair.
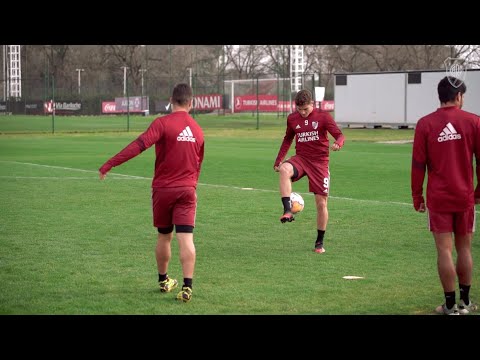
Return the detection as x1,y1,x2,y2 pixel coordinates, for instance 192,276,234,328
294,89,313,106
172,83,193,106
438,76,466,103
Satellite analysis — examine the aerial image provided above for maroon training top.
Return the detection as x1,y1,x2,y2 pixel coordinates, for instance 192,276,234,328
274,109,345,167
411,105,480,212
100,111,204,189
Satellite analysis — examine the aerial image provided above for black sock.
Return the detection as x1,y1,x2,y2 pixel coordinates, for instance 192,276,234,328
315,230,325,249
159,273,167,282
459,284,471,304
183,278,193,289
445,291,456,309
282,197,291,213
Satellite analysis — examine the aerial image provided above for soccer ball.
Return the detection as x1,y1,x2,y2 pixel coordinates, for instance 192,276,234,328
290,192,304,214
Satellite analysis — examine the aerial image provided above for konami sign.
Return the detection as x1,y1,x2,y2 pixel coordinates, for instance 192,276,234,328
193,94,222,110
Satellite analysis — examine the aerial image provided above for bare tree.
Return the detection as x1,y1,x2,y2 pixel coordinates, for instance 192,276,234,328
304,45,339,91
402,45,450,69
446,45,480,68
262,45,290,77
42,45,70,76
223,45,265,78
101,45,148,92
327,45,374,72
348,45,410,71
15,44,480,105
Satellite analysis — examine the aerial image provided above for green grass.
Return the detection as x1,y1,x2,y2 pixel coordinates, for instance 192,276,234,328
0,116,477,315
0,113,416,141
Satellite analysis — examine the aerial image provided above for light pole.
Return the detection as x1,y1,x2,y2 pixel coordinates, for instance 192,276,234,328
140,69,146,97
140,45,148,90
140,45,150,115
121,66,128,96
75,68,84,95
2,45,6,101
143,45,149,113
140,68,147,111
187,67,192,87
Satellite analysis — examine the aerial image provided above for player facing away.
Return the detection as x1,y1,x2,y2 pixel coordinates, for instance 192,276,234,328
411,76,480,315
99,83,205,303
274,89,345,254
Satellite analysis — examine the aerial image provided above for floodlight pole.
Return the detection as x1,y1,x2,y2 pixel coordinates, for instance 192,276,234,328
121,66,128,96
2,45,6,101
75,68,84,95
187,67,192,87
231,80,234,114
140,68,147,111
140,45,149,113
140,69,146,97
145,45,149,113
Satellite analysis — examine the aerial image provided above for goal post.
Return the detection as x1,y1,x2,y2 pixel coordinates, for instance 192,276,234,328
224,77,293,115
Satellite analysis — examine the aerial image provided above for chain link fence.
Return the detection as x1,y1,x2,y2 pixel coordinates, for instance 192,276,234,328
0,72,334,116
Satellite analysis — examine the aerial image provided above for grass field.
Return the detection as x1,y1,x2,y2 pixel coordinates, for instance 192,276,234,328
0,114,478,315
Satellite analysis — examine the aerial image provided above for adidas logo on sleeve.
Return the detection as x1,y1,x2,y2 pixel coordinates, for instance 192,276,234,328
177,126,196,142
438,122,461,142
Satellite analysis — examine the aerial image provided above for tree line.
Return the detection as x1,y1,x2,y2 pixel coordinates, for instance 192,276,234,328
2,45,479,103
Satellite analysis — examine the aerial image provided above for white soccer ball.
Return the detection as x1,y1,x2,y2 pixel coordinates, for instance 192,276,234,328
290,192,304,214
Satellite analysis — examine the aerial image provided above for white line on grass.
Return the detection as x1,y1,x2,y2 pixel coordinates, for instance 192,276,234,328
3,160,478,212
0,176,98,180
0,160,145,179
196,183,412,207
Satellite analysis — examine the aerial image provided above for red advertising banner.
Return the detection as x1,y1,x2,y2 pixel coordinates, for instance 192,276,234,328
44,100,54,114
320,100,335,111
277,101,295,112
234,95,278,112
276,100,335,112
102,101,122,114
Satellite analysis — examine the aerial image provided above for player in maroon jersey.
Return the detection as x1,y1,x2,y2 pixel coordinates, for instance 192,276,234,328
411,76,480,314
274,89,345,254
99,83,204,303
